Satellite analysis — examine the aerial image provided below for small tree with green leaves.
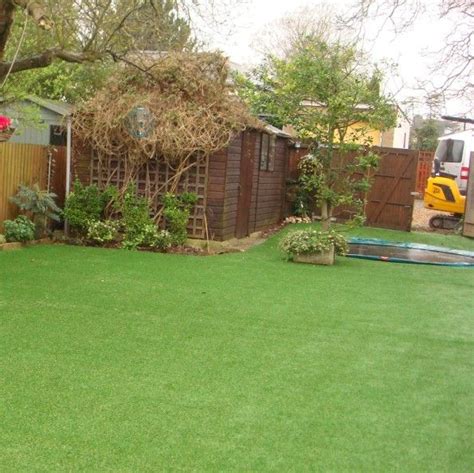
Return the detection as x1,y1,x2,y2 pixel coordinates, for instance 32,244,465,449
9,183,61,237
412,119,440,151
238,38,397,230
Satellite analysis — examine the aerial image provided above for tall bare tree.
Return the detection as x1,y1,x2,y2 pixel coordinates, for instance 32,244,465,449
252,4,341,59
343,0,473,110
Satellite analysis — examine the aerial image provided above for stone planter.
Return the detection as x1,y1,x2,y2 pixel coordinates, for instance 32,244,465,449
0,238,52,251
0,242,24,251
293,245,335,265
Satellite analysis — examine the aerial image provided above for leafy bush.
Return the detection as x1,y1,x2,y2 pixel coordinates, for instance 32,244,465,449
155,229,173,251
119,185,157,250
9,184,61,237
162,192,197,245
3,215,36,242
279,229,348,257
122,223,157,250
86,220,118,244
121,225,172,251
63,180,117,233
0,234,6,245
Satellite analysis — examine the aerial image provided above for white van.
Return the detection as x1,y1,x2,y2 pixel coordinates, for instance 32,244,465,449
434,129,473,194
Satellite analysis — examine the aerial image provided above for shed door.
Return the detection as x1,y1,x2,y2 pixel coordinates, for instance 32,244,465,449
236,131,256,238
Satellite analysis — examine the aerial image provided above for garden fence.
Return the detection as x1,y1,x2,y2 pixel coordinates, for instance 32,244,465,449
415,151,435,197
0,143,66,229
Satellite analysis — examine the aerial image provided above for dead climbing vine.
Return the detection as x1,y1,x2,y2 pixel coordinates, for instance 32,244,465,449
73,52,257,170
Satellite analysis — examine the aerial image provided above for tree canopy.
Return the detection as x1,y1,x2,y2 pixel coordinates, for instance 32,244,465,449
0,0,224,100
237,36,397,229
412,119,440,151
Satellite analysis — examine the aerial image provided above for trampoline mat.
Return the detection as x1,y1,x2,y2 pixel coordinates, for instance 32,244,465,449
348,243,474,266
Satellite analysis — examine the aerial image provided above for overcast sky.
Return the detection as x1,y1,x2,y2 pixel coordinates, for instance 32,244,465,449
201,0,466,117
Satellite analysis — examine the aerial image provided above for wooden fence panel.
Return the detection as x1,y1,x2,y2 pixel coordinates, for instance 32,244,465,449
462,153,474,238
286,145,418,232
415,150,434,196
0,143,49,228
365,147,418,231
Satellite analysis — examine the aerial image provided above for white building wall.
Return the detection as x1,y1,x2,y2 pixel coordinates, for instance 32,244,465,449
392,114,411,149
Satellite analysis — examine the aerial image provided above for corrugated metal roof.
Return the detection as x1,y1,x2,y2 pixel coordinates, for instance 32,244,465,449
26,96,73,116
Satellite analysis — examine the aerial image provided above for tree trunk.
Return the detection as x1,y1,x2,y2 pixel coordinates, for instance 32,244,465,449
321,200,331,231
0,1,14,61
0,0,53,64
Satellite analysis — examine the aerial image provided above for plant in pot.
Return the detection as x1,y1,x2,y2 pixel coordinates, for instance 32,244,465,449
0,115,15,142
279,229,348,265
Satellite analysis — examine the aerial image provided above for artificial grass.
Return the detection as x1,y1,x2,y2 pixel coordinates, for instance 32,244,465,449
1,226,473,471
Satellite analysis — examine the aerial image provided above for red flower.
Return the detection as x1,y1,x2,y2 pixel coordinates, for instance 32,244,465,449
0,115,12,131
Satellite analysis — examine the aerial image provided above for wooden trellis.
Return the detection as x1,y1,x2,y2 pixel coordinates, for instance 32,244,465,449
88,153,209,239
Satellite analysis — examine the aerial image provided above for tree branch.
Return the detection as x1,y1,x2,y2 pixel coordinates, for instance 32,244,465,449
0,47,101,77
12,0,53,29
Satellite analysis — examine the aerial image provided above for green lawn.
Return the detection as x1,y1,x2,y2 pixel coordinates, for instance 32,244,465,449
1,227,473,472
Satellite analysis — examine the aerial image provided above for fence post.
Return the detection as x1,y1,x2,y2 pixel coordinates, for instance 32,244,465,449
463,154,474,237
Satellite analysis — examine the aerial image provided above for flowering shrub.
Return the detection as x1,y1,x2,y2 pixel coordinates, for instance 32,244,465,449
0,234,6,245
279,229,348,257
86,220,118,244
64,180,117,233
122,224,172,251
0,115,12,131
284,216,312,224
3,215,36,242
155,230,173,250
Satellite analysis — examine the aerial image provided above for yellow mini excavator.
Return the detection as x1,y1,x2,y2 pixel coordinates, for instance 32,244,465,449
424,159,466,230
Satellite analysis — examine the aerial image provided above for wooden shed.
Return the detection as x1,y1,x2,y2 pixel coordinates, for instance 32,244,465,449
0,96,72,146
72,125,291,240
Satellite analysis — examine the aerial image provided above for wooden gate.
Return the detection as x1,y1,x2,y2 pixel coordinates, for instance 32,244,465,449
235,131,257,238
365,147,418,231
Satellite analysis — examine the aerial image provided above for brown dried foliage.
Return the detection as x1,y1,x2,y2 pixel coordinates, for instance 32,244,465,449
73,52,257,167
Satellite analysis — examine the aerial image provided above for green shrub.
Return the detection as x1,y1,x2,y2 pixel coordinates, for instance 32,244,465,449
86,220,118,244
119,185,157,250
0,234,6,245
155,229,173,251
9,184,61,237
122,223,157,250
63,180,117,233
279,229,348,257
162,192,197,245
3,215,36,242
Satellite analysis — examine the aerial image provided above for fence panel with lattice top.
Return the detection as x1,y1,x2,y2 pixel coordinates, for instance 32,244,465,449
89,153,209,239
415,151,435,197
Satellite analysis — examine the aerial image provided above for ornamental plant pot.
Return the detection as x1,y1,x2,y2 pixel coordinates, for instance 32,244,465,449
0,129,14,142
293,245,335,265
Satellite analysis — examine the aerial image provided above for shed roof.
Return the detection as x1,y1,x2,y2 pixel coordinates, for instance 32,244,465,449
26,96,73,117
263,123,293,139
0,95,73,117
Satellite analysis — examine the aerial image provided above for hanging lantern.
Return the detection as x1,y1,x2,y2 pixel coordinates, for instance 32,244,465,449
124,106,154,139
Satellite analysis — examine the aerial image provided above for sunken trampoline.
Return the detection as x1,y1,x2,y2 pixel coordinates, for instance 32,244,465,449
347,238,474,267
